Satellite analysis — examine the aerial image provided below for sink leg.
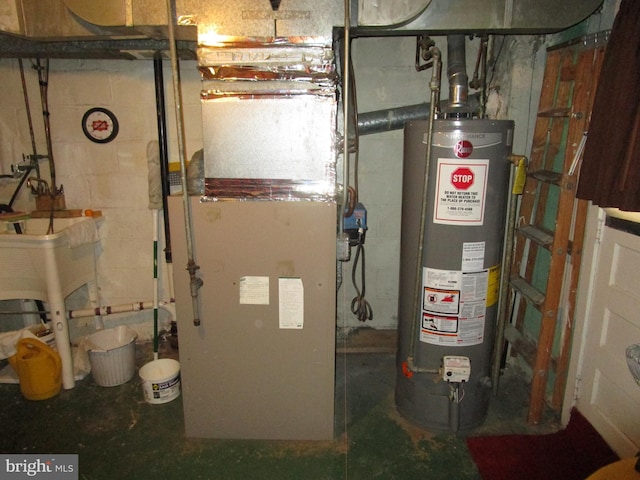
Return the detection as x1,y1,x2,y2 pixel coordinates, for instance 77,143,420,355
43,245,76,390
49,295,75,390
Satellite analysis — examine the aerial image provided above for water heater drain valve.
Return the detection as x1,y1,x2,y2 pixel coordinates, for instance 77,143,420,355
442,355,471,383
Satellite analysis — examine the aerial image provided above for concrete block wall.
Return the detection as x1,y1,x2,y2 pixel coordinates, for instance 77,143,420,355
0,58,203,339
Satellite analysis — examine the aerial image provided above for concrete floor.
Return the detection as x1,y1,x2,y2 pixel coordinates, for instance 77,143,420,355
0,330,560,480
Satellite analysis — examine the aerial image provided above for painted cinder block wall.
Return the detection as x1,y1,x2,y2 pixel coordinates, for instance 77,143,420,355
0,58,203,339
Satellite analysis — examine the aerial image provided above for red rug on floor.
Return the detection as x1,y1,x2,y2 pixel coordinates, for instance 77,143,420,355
466,408,619,480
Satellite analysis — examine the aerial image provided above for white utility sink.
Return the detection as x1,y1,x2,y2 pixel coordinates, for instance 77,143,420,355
0,215,101,389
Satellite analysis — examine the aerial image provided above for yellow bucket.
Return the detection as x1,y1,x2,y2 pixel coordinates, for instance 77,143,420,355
9,338,62,400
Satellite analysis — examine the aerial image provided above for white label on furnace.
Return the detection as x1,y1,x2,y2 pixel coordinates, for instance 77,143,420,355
279,277,304,329
239,276,270,305
433,158,490,225
462,241,485,272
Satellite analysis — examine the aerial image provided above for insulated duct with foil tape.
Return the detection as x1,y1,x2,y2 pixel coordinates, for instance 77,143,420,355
197,39,338,202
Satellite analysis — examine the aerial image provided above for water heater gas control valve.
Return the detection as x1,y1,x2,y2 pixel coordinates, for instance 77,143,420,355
442,355,471,383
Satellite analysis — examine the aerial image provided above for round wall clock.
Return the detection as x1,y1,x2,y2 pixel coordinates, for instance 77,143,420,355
82,107,119,143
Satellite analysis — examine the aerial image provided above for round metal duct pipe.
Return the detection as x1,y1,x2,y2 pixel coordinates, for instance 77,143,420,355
357,96,480,136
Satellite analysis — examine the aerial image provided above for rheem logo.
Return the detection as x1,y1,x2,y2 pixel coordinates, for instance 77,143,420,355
454,140,473,158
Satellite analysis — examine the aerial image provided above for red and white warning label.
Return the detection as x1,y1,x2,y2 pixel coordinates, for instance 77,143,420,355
434,158,490,225
420,267,487,346
423,287,459,315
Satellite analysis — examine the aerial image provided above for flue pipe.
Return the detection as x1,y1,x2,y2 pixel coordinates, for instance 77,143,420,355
356,95,480,136
446,35,469,112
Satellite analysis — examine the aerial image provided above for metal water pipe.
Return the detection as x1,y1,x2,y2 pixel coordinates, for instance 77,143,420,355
153,52,173,265
165,0,203,326
340,0,352,235
406,43,441,373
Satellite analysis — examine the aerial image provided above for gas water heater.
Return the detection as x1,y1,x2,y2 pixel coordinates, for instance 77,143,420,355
396,118,514,432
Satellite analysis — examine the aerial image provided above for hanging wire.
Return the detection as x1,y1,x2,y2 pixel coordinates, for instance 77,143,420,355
349,48,360,206
34,59,56,196
350,231,373,322
469,35,489,118
33,58,58,234
6,59,41,209
20,58,39,171
487,35,506,91
19,57,41,196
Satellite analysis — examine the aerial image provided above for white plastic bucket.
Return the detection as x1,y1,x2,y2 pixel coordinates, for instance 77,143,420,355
28,325,56,350
139,358,181,404
86,326,138,387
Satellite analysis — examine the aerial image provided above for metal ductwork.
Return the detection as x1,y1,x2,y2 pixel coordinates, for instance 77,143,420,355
0,0,603,45
355,0,604,34
357,96,484,136
0,0,194,41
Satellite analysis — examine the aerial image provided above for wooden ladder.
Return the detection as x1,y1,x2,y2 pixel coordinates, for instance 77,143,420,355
501,33,608,424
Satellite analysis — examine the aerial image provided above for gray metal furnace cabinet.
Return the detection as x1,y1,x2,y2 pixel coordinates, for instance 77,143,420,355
168,196,336,440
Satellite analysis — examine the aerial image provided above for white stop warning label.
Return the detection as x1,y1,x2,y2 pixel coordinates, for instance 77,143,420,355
434,158,489,225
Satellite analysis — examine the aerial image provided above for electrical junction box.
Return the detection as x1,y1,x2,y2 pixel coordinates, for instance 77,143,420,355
343,202,367,246
442,355,471,383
